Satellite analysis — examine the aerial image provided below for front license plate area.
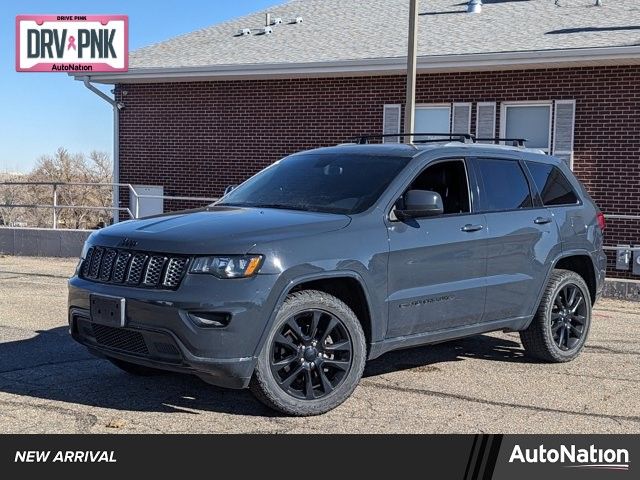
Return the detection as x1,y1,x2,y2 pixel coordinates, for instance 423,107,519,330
90,294,126,327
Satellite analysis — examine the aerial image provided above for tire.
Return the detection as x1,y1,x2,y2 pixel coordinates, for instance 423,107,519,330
107,357,164,376
520,269,592,363
250,290,367,416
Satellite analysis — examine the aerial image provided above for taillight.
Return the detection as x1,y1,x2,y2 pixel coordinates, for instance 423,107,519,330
597,212,606,231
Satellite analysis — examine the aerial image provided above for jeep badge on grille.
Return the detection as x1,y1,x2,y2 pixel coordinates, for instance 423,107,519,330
118,238,138,248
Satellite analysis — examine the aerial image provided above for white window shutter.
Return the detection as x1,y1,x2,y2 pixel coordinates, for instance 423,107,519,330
452,103,472,134
382,104,401,143
476,102,496,143
553,100,576,169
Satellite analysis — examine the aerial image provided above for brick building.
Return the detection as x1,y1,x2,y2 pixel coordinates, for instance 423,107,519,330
78,0,640,276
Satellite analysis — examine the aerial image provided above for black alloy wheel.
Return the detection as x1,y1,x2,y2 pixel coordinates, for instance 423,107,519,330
520,269,592,363
270,309,353,400
551,283,588,351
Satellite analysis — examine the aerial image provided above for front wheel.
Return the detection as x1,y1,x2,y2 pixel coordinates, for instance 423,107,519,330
520,269,592,362
250,290,366,416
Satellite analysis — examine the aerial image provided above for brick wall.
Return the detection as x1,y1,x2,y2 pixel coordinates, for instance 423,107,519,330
117,65,640,277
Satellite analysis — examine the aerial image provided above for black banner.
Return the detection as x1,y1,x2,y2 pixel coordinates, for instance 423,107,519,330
0,434,636,478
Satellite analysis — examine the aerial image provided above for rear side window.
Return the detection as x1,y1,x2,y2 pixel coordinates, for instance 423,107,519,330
526,161,579,206
477,158,532,211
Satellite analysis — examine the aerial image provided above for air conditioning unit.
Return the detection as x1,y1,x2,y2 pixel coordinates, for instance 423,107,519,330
237,28,251,36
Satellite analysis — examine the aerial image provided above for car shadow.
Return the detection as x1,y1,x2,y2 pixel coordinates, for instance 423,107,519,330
0,325,533,417
364,332,538,378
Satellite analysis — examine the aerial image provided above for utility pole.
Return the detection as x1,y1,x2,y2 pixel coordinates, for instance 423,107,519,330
404,0,419,142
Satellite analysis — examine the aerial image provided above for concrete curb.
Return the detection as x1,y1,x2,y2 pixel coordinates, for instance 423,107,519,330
602,278,640,302
0,227,91,258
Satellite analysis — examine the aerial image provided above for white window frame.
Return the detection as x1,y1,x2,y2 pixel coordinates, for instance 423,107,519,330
415,103,452,134
499,101,553,153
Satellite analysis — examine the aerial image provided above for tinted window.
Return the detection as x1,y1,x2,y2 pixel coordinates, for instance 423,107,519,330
526,161,579,206
477,158,532,211
405,160,469,214
217,153,407,214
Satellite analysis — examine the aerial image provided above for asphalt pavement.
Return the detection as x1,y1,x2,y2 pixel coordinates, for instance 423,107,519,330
0,255,638,433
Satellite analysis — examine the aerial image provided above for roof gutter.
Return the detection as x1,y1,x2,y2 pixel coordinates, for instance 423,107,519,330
72,45,640,84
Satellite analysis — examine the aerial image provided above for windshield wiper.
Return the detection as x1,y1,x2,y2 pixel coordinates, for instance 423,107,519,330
216,202,328,213
249,203,314,212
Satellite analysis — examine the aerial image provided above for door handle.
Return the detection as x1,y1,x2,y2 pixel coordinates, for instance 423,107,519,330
534,217,552,225
461,224,484,232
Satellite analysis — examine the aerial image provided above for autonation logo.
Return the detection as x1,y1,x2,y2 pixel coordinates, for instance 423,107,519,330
509,444,630,471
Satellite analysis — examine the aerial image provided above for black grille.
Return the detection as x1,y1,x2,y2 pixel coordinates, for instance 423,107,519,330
144,256,166,286
92,323,149,355
81,248,94,277
112,252,131,283
127,253,147,285
89,247,103,278
99,249,117,281
154,342,180,356
81,246,189,289
164,258,189,288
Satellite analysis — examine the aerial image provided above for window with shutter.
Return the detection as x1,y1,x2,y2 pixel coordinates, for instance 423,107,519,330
382,104,401,143
553,100,576,169
501,102,552,152
414,104,451,141
476,102,496,143
452,103,472,134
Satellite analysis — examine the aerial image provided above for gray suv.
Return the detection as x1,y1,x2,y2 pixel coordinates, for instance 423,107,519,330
69,135,606,415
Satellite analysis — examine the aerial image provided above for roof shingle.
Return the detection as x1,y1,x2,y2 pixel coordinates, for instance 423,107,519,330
129,0,640,70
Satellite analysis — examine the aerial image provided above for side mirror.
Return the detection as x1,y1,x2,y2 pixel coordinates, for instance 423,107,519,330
223,185,237,196
397,190,444,219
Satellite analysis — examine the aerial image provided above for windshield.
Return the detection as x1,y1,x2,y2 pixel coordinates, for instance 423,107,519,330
216,153,407,214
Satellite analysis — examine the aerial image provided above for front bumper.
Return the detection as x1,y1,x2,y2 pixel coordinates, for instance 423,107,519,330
68,272,280,389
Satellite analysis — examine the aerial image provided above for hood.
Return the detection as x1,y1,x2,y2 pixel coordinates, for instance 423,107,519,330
89,206,351,254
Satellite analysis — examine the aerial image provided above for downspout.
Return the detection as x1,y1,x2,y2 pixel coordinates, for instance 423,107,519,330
82,76,125,223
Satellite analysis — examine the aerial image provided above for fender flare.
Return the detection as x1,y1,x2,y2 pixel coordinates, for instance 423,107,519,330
250,270,377,358
521,249,598,330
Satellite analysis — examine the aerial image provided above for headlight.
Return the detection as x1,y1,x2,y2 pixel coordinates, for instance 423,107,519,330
189,255,263,278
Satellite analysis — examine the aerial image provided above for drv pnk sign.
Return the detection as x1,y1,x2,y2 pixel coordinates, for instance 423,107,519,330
16,15,128,72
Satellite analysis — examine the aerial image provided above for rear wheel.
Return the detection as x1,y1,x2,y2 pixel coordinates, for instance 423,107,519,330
108,358,164,376
250,290,366,416
520,269,591,362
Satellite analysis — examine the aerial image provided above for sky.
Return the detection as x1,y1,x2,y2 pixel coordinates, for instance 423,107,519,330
0,0,282,173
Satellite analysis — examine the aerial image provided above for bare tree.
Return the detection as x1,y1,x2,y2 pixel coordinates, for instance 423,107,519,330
0,175,28,227
1,148,113,229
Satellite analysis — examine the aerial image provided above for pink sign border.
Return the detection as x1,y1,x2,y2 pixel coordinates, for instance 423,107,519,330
15,14,129,72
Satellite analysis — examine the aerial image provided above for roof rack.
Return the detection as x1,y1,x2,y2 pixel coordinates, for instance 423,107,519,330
349,133,527,148
354,133,474,144
474,137,527,147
